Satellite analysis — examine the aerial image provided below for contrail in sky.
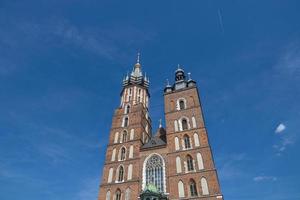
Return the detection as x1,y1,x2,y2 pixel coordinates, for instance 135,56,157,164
218,8,224,34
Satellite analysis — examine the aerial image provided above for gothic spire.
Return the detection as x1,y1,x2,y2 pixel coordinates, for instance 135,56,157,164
122,53,149,88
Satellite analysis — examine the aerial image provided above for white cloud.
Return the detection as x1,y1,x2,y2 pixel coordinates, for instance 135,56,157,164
253,176,277,182
275,123,286,134
273,122,295,155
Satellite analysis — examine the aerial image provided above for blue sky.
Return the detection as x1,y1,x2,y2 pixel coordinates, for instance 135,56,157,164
0,0,299,199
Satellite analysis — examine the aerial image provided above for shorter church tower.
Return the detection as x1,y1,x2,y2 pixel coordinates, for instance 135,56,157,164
163,66,223,199
97,57,223,200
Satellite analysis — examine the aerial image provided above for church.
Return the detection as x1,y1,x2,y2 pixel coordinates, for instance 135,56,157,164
97,55,223,200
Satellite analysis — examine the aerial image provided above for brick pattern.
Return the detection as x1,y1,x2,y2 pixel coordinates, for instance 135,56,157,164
98,84,223,200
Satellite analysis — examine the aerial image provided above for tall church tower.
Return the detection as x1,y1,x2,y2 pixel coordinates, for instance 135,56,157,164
97,57,223,200
98,55,152,200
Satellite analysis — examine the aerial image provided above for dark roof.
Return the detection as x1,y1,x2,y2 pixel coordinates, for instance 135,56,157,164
141,127,167,149
141,136,166,149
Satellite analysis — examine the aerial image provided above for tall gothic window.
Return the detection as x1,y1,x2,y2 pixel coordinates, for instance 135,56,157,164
184,135,191,149
122,131,127,143
187,155,194,171
120,147,126,161
179,100,185,110
125,105,130,114
124,117,129,127
106,191,110,200
182,118,188,130
115,189,121,200
118,166,124,182
201,177,209,195
189,179,198,196
125,188,131,200
145,155,165,192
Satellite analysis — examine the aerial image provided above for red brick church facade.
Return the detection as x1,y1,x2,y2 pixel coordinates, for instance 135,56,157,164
98,56,223,200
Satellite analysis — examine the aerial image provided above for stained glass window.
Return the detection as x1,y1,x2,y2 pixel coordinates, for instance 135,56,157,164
145,155,164,192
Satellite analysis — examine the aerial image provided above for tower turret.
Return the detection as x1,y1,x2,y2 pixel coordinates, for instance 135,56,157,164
164,65,196,93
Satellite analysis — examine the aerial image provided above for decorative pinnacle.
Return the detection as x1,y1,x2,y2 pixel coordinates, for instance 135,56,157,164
166,79,170,85
159,119,162,128
177,64,180,69
137,52,140,63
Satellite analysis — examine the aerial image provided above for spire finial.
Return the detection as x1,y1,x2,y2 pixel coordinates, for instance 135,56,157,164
159,119,162,128
188,72,192,80
137,52,140,63
177,64,180,69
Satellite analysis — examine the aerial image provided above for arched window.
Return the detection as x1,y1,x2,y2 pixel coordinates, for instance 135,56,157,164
201,177,209,195
130,129,135,140
179,100,185,110
187,155,194,171
114,132,119,143
118,166,124,182
125,188,131,200
127,164,133,180
124,117,129,127
197,153,204,170
125,105,130,114
144,154,165,192
192,116,197,128
115,189,121,200
177,98,186,110
108,168,113,183
194,133,200,147
120,147,126,161
106,190,111,200
111,148,116,161
178,180,185,198
174,120,179,132
122,131,127,143
189,179,198,196
175,137,180,150
176,156,182,173
182,118,188,130
184,135,191,149
129,145,134,158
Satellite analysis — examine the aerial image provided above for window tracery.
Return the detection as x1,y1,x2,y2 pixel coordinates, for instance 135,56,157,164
144,154,165,193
